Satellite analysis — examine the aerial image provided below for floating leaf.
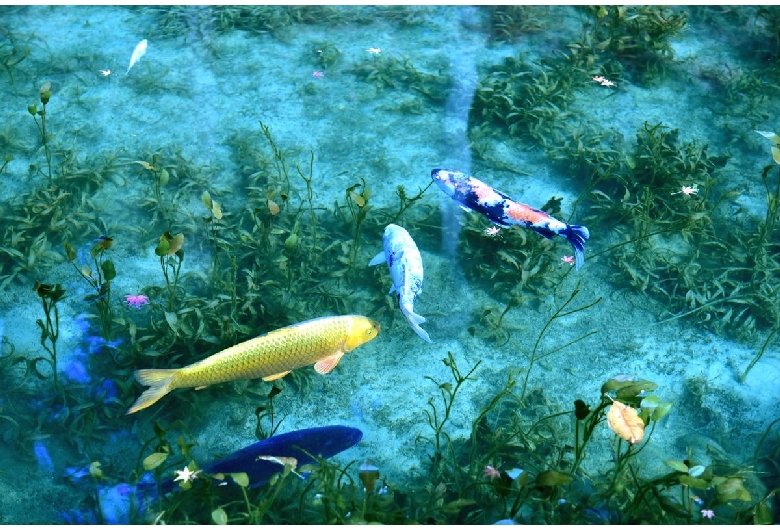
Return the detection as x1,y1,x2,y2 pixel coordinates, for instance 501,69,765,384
640,395,659,409
211,201,222,220
615,380,658,399
606,400,645,444
536,470,573,487
230,472,249,488
714,477,751,503
89,461,103,479
154,236,170,257
268,199,280,215
756,130,780,144
212,508,228,525
143,452,169,470
665,460,689,473
101,260,116,281
679,474,709,489
168,233,184,255
158,168,169,186
201,191,213,210
350,190,366,207
651,402,673,422
772,146,780,166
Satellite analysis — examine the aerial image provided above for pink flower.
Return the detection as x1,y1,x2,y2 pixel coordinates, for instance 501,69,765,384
483,465,501,482
312,70,324,78
125,294,149,309
561,255,575,265
701,509,714,519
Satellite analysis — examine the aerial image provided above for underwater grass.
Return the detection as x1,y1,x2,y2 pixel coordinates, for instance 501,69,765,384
0,9,777,523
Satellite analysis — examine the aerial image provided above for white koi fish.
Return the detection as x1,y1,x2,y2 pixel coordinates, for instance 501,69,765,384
369,224,432,343
127,39,148,74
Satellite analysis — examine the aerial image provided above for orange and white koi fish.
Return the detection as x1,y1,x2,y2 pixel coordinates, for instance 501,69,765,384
431,168,590,269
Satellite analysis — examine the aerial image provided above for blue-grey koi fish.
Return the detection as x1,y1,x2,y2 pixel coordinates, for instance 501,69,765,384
369,224,432,342
431,168,590,269
60,425,363,524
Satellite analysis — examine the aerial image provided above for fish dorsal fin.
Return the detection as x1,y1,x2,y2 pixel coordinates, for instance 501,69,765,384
262,370,290,382
368,251,386,266
314,351,345,375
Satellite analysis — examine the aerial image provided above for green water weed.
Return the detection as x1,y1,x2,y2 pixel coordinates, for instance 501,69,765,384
64,236,116,340
27,81,54,186
154,231,185,312
519,280,600,399
577,6,689,86
32,280,65,392
485,5,544,43
419,351,482,482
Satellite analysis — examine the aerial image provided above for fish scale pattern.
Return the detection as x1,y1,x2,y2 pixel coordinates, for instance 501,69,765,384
175,316,358,388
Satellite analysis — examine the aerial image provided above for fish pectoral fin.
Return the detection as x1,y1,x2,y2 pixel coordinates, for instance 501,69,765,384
368,251,386,266
262,371,291,382
314,352,345,375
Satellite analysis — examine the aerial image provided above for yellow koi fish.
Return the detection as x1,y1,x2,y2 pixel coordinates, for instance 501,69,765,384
126,315,380,414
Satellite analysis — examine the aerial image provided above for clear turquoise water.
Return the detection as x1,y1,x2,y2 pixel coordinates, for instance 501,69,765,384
0,5,779,524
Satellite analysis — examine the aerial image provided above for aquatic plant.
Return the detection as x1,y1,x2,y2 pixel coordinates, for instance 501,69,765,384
419,351,482,482
484,5,544,43
133,154,172,225
64,236,116,340
341,178,372,275
311,40,341,69
32,280,65,392
154,231,185,311
518,280,600,399
470,55,580,147
347,53,452,104
253,384,285,440
201,190,224,273
573,6,689,85
27,81,54,186
0,28,30,83
0,153,12,175
385,181,434,225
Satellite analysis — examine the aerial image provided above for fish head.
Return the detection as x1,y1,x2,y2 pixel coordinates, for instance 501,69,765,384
431,168,460,197
344,317,381,351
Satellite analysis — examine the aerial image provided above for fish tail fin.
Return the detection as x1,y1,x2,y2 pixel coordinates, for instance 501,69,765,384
561,224,590,270
126,369,179,414
401,306,432,343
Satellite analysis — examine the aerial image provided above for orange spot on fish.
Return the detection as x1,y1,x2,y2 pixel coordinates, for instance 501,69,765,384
505,202,536,223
